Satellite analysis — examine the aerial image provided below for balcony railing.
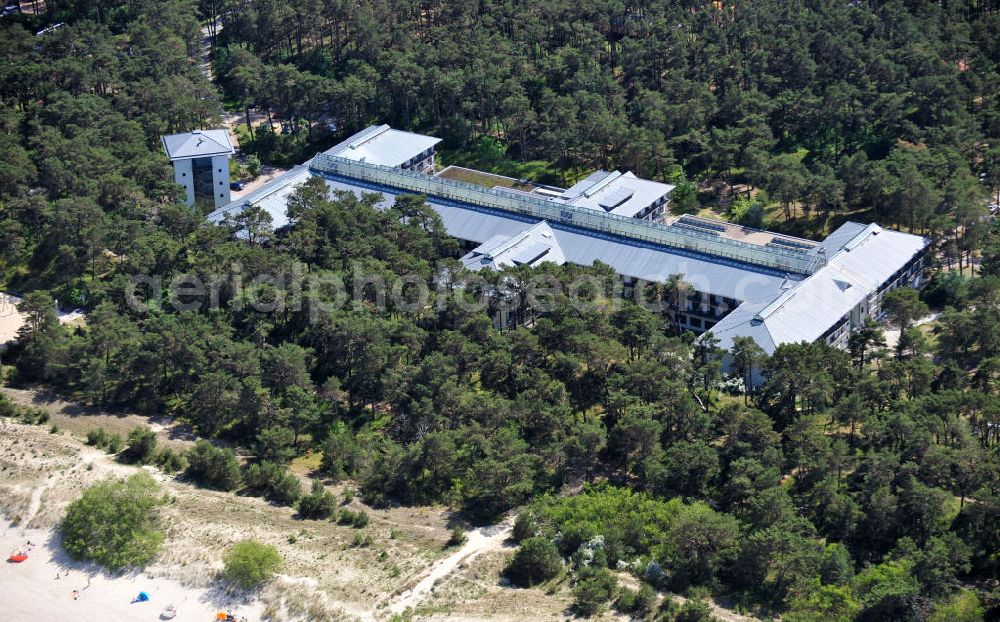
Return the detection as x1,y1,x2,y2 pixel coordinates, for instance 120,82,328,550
309,153,826,275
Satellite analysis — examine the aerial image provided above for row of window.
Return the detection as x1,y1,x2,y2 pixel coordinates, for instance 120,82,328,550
679,315,717,331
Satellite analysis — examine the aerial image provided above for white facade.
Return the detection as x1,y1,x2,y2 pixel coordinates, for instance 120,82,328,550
171,157,194,205
161,129,235,209
210,155,231,208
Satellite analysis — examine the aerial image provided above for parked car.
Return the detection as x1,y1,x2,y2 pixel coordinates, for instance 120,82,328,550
230,180,246,191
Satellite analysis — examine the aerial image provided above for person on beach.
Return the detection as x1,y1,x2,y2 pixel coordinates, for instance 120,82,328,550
72,590,79,601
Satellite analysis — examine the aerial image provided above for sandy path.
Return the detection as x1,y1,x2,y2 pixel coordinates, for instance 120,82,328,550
385,518,514,617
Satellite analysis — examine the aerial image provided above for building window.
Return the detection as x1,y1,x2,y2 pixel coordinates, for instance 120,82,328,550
219,193,224,198
690,317,702,328
218,168,222,173
182,173,186,177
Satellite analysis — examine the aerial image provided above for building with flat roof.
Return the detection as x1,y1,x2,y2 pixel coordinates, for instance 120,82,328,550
207,125,927,356
324,124,441,173
555,170,674,221
162,129,235,209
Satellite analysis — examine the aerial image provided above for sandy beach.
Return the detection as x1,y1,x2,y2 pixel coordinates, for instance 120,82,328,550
1,522,263,622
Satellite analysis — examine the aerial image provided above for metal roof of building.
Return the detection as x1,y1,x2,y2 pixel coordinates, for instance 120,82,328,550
206,163,314,226
324,124,441,168
206,135,925,354
161,130,234,160
209,166,791,302
711,222,926,353
460,222,566,271
556,171,674,218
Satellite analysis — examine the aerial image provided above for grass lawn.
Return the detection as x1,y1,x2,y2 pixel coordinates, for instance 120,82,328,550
437,166,538,191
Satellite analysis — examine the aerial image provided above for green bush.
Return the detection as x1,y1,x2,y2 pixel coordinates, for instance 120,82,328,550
106,433,123,454
246,154,262,179
614,584,655,615
86,427,109,448
337,508,370,528
60,473,165,570
512,510,538,543
447,526,468,547
122,426,157,464
18,407,49,425
572,566,618,616
243,461,302,505
223,540,282,589
0,393,15,418
154,447,187,473
672,598,716,622
185,440,242,491
298,480,337,519
351,532,373,548
504,537,562,587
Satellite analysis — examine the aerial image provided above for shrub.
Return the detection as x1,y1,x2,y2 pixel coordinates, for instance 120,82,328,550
447,526,467,547
86,427,109,448
49,424,59,434
60,473,165,570
337,508,357,525
106,433,123,454
337,508,370,528
185,440,242,491
243,461,301,505
672,598,716,622
223,540,282,589
351,532,373,548
122,426,157,464
504,537,562,587
155,447,187,473
614,584,655,615
17,407,49,425
512,510,538,543
268,470,303,505
246,154,262,179
298,480,337,520
0,393,15,417
572,566,617,616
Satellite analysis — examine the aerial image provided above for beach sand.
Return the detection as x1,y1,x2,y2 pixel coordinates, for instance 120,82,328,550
1,522,263,622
